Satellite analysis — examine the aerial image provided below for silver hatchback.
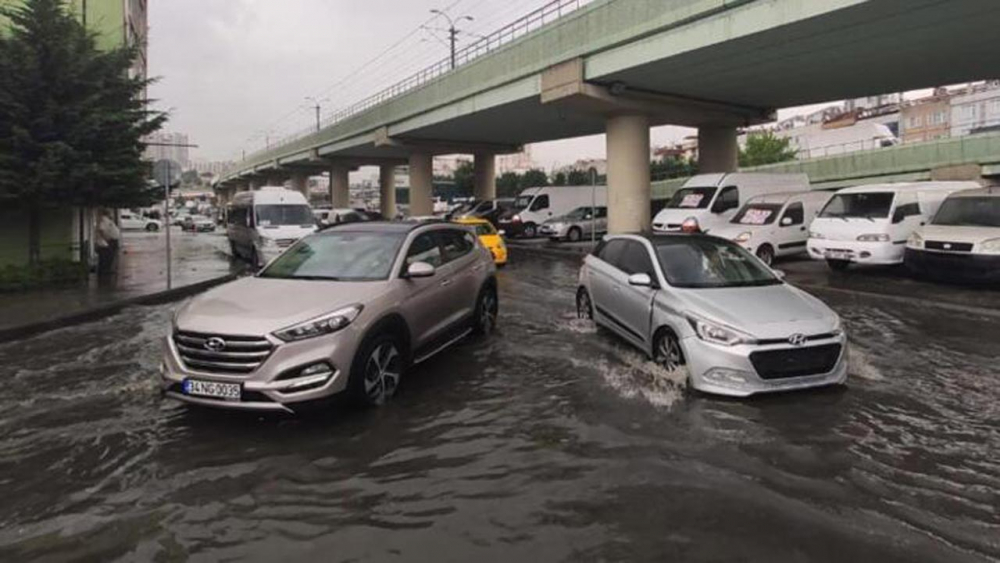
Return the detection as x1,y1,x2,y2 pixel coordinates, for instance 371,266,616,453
162,222,498,413
577,234,847,397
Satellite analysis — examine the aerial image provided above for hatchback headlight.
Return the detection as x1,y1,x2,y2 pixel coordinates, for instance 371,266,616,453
687,314,757,346
857,234,890,242
980,238,1000,255
273,305,363,342
907,231,924,249
734,231,752,243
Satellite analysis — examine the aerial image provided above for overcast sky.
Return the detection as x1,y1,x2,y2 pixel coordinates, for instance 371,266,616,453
147,0,835,170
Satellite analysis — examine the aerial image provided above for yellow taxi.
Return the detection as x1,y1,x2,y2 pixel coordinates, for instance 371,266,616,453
453,217,507,267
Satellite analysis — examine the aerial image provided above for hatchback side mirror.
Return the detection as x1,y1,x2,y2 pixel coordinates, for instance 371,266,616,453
627,273,653,288
405,261,436,278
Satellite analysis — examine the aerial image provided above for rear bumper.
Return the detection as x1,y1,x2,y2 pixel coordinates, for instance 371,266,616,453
905,248,1000,283
807,239,903,265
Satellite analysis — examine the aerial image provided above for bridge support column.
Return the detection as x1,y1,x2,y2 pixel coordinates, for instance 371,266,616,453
408,152,434,216
474,153,496,201
329,164,350,208
698,126,738,173
290,172,310,200
380,165,397,219
606,114,651,234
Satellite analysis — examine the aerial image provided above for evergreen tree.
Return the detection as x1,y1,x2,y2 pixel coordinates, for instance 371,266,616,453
0,0,166,264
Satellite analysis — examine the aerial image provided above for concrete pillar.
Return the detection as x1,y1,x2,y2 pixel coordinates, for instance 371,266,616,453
473,153,496,201
380,165,397,219
606,114,651,234
698,126,738,173
290,172,310,201
408,152,434,216
329,164,350,208
248,178,261,191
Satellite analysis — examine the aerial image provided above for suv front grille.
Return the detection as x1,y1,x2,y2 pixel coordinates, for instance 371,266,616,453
926,241,973,253
173,331,273,374
750,344,842,380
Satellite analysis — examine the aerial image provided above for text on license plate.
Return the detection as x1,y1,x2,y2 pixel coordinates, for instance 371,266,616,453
183,379,241,401
825,250,852,260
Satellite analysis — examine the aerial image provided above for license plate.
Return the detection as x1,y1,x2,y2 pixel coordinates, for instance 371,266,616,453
183,379,241,401
825,250,852,261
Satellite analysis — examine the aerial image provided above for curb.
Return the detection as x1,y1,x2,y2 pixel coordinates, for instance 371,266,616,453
0,273,241,344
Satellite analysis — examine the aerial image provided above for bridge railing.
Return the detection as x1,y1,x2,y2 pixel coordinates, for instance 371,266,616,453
235,0,592,169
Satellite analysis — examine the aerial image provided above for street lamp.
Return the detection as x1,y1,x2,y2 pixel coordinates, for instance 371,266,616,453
430,9,474,70
304,96,327,132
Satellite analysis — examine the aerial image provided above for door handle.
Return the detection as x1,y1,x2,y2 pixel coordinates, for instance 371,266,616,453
441,279,453,287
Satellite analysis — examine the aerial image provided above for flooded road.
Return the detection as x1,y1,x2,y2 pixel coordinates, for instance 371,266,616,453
1,251,998,562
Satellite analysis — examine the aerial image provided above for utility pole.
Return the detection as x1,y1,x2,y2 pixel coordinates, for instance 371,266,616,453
305,97,325,132
430,9,474,70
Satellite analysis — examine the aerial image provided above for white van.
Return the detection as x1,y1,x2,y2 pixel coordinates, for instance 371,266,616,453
651,173,810,234
904,187,1000,283
501,186,607,238
227,186,317,267
807,181,979,270
710,191,834,266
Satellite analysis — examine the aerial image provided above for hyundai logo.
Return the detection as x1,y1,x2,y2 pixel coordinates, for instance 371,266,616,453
788,333,808,347
943,243,952,250
205,337,227,352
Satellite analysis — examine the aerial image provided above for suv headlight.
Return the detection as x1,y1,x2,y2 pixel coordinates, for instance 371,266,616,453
687,314,757,346
980,238,1000,255
907,231,924,249
830,314,844,337
857,234,890,242
734,231,752,243
273,305,363,342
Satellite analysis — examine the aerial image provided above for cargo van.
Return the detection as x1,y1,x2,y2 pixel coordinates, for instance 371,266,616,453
710,191,834,266
904,187,1000,283
807,181,979,270
651,173,810,234
227,187,317,268
499,186,607,238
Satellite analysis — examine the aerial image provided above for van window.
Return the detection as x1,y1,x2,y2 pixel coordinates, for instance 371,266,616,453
529,195,550,212
780,203,805,226
892,202,921,223
228,207,247,227
711,186,740,213
667,187,716,209
596,207,608,219
617,241,655,276
820,193,895,219
256,204,314,227
515,195,534,209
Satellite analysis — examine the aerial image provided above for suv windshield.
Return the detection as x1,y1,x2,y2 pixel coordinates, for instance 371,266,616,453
667,187,717,210
932,197,1000,227
819,193,894,219
256,204,315,227
731,203,783,225
654,237,782,288
260,232,405,281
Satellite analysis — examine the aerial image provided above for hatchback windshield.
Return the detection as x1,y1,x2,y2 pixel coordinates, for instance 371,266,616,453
256,204,315,227
932,197,1000,227
667,187,717,210
731,203,783,225
260,232,405,281
819,193,895,219
654,237,782,288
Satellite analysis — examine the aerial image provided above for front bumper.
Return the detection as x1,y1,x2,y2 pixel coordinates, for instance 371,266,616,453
539,223,569,239
160,327,363,413
807,239,903,265
683,334,849,397
905,248,1000,283
497,220,527,237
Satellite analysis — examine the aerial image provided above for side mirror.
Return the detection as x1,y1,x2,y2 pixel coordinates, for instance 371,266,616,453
405,261,436,279
781,217,793,226
773,269,786,280
627,273,653,288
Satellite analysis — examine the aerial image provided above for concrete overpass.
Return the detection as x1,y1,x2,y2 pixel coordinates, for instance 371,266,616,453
218,0,1000,232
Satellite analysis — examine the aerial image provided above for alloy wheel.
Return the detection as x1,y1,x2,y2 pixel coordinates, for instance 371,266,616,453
364,341,401,405
655,333,684,372
576,289,593,320
478,290,498,336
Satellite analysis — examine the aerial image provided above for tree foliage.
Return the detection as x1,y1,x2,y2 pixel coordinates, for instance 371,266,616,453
496,172,521,197
0,0,166,263
650,156,698,181
519,168,549,189
452,160,474,195
739,131,797,167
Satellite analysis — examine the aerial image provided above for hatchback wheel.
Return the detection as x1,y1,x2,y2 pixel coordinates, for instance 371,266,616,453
654,330,685,373
473,285,499,336
350,333,403,407
146,223,159,232
576,287,593,320
567,227,582,243
756,244,775,267
523,223,537,238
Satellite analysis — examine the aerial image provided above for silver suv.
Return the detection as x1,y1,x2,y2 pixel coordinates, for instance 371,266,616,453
577,233,847,397
161,222,498,413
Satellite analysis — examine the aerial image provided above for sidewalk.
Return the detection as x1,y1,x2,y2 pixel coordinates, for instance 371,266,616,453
0,228,246,340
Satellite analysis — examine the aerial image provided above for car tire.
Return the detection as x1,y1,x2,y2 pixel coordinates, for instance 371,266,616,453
145,223,159,232
567,227,582,243
523,223,537,238
653,329,686,374
576,287,593,320
756,244,775,267
827,259,850,271
472,283,499,337
347,332,404,407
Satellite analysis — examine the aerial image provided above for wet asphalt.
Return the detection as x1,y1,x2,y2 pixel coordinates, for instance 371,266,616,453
0,250,998,562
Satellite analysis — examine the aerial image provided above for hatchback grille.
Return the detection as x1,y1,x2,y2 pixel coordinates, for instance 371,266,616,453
750,344,842,380
926,241,973,253
173,331,273,374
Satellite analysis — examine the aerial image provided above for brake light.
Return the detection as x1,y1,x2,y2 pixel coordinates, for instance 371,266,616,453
681,217,701,233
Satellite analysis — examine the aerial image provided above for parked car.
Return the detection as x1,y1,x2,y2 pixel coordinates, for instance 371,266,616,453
539,206,608,242
119,210,161,232
905,187,1000,283
314,207,367,227
807,181,978,270
457,198,516,227
652,173,811,234
226,186,317,268
182,215,216,233
576,233,847,397
500,186,607,238
710,191,834,266
453,216,507,266
162,221,499,413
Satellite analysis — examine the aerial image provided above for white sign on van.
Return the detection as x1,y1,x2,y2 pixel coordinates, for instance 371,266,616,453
740,209,773,225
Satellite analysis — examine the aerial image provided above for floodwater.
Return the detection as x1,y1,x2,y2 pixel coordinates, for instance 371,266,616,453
0,252,997,562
